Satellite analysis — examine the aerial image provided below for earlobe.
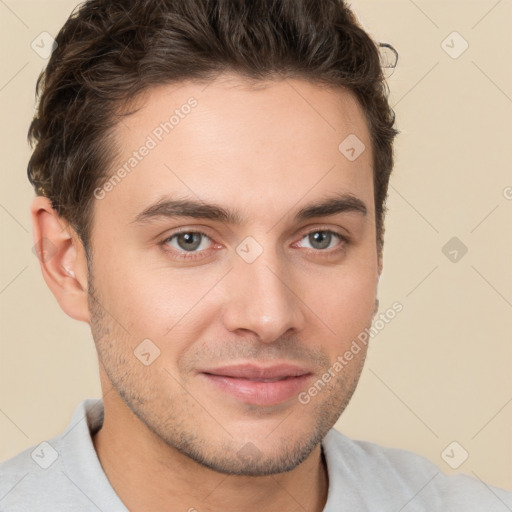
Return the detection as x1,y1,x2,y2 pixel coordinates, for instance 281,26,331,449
31,196,91,323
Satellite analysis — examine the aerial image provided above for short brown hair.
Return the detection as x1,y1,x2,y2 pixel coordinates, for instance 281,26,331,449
27,0,398,255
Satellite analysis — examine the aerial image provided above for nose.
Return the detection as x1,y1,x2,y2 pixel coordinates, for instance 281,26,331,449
220,250,306,344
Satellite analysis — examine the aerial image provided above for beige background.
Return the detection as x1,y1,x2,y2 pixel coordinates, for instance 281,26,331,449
1,0,511,491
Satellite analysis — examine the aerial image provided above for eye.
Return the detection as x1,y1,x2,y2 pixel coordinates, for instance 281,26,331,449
295,230,346,251
160,227,348,262
163,231,213,254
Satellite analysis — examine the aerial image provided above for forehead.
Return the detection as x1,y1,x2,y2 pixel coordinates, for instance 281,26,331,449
95,74,374,228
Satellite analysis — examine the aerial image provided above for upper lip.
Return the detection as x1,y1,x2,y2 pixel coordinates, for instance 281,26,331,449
200,363,312,380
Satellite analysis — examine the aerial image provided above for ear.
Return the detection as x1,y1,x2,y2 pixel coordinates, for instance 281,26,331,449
31,196,91,323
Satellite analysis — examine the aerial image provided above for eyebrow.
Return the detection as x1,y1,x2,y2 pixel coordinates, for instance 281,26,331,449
132,193,367,225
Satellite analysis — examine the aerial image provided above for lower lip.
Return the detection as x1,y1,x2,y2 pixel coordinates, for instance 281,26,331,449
200,373,313,406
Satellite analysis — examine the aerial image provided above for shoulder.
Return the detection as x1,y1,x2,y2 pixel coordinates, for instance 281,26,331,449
322,428,512,511
0,398,120,512
0,435,72,511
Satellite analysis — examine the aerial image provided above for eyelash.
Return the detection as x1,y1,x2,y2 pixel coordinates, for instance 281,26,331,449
160,227,350,261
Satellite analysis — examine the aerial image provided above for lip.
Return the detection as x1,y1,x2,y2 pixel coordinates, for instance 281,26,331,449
200,363,312,380
199,363,313,406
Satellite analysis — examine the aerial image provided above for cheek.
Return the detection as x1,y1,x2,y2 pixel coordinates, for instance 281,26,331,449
303,263,377,341
92,251,221,345
89,250,165,335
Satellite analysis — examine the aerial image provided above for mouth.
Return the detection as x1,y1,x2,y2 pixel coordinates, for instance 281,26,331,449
198,363,313,406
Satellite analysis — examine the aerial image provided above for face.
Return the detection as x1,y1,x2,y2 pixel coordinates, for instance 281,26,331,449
87,74,379,476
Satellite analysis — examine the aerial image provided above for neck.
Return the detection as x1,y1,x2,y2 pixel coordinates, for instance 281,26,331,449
92,395,329,512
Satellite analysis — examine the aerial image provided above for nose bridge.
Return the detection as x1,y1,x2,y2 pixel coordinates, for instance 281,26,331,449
221,243,305,342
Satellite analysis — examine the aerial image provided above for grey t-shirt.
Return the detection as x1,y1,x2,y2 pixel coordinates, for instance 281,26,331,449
1,398,511,511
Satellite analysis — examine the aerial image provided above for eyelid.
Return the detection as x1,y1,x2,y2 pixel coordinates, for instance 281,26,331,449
160,226,216,245
295,224,350,242
161,225,349,245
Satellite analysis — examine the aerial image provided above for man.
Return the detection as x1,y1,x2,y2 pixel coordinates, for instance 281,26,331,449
1,0,510,510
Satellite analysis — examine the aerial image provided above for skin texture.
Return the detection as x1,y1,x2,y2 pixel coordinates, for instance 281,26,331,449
31,74,381,512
